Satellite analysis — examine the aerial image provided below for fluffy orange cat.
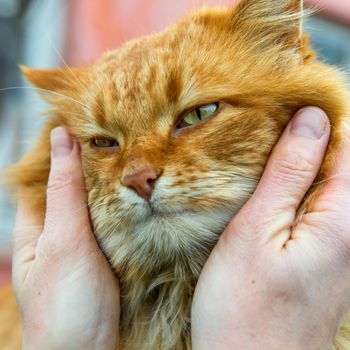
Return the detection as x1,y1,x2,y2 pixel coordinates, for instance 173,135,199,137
2,0,350,349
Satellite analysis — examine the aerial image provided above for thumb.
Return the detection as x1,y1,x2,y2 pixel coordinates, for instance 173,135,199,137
43,127,91,243
242,107,330,236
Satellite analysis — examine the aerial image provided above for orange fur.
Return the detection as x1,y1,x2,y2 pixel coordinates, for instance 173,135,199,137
0,286,21,349
2,0,350,349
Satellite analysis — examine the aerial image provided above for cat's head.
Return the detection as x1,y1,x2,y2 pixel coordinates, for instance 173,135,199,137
20,0,347,273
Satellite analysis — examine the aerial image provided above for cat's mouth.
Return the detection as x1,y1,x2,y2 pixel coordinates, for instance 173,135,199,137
149,206,195,218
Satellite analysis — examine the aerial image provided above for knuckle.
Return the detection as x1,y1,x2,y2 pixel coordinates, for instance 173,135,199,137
47,169,79,193
12,232,27,252
274,150,315,181
12,225,41,251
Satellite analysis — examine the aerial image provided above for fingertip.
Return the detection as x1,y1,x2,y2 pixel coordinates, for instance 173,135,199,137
248,107,331,219
290,107,329,140
51,127,74,158
45,128,88,238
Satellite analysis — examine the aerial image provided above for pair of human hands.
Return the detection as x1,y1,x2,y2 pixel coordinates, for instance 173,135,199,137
13,107,350,349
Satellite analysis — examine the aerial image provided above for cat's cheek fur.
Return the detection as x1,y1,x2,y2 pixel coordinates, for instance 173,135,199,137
3,0,350,349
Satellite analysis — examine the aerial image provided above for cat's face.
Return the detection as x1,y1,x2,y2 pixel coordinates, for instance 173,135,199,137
23,0,324,271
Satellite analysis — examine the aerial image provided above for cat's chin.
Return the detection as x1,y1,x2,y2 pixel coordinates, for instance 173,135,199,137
94,205,236,272
148,207,194,219
90,185,248,272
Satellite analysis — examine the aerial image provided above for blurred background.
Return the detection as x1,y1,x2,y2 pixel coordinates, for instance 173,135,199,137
0,0,349,286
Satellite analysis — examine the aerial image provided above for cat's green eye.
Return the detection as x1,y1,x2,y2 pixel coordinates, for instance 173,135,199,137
179,103,218,129
93,138,119,148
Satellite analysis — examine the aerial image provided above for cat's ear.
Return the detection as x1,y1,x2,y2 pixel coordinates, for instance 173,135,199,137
232,0,309,62
20,65,86,103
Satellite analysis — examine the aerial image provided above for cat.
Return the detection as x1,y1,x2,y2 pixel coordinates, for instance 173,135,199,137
2,0,350,349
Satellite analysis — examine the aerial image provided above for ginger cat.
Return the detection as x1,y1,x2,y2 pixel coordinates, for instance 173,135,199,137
2,0,350,349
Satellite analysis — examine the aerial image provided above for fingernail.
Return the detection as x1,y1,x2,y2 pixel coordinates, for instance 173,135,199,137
51,127,74,157
291,107,327,140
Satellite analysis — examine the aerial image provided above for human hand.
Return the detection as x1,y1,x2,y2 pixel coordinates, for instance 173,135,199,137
192,107,350,350
12,127,120,350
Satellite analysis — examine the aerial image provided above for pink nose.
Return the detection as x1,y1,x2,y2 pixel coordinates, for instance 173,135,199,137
121,168,159,200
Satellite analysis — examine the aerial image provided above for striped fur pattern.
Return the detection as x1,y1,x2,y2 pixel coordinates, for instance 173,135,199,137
3,0,350,349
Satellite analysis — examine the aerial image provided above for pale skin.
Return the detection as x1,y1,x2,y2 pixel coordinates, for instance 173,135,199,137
12,107,350,349
192,107,350,350
12,131,120,350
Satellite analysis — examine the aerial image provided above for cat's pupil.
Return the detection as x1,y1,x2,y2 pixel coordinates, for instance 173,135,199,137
195,103,218,121
179,103,219,129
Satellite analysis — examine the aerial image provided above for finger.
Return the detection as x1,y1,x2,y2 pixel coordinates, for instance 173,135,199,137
245,107,330,231
43,127,91,245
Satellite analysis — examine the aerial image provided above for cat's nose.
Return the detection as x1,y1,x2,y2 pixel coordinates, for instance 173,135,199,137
121,167,159,200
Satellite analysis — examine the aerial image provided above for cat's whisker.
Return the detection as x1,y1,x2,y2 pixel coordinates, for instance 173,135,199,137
45,38,107,119
62,111,90,119
312,169,350,187
89,202,110,213
89,197,112,207
71,195,111,215
188,186,255,192
186,173,260,181
188,179,258,186
105,220,124,236
98,217,127,239
172,178,258,188
47,38,88,93
72,203,93,214
0,86,89,109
